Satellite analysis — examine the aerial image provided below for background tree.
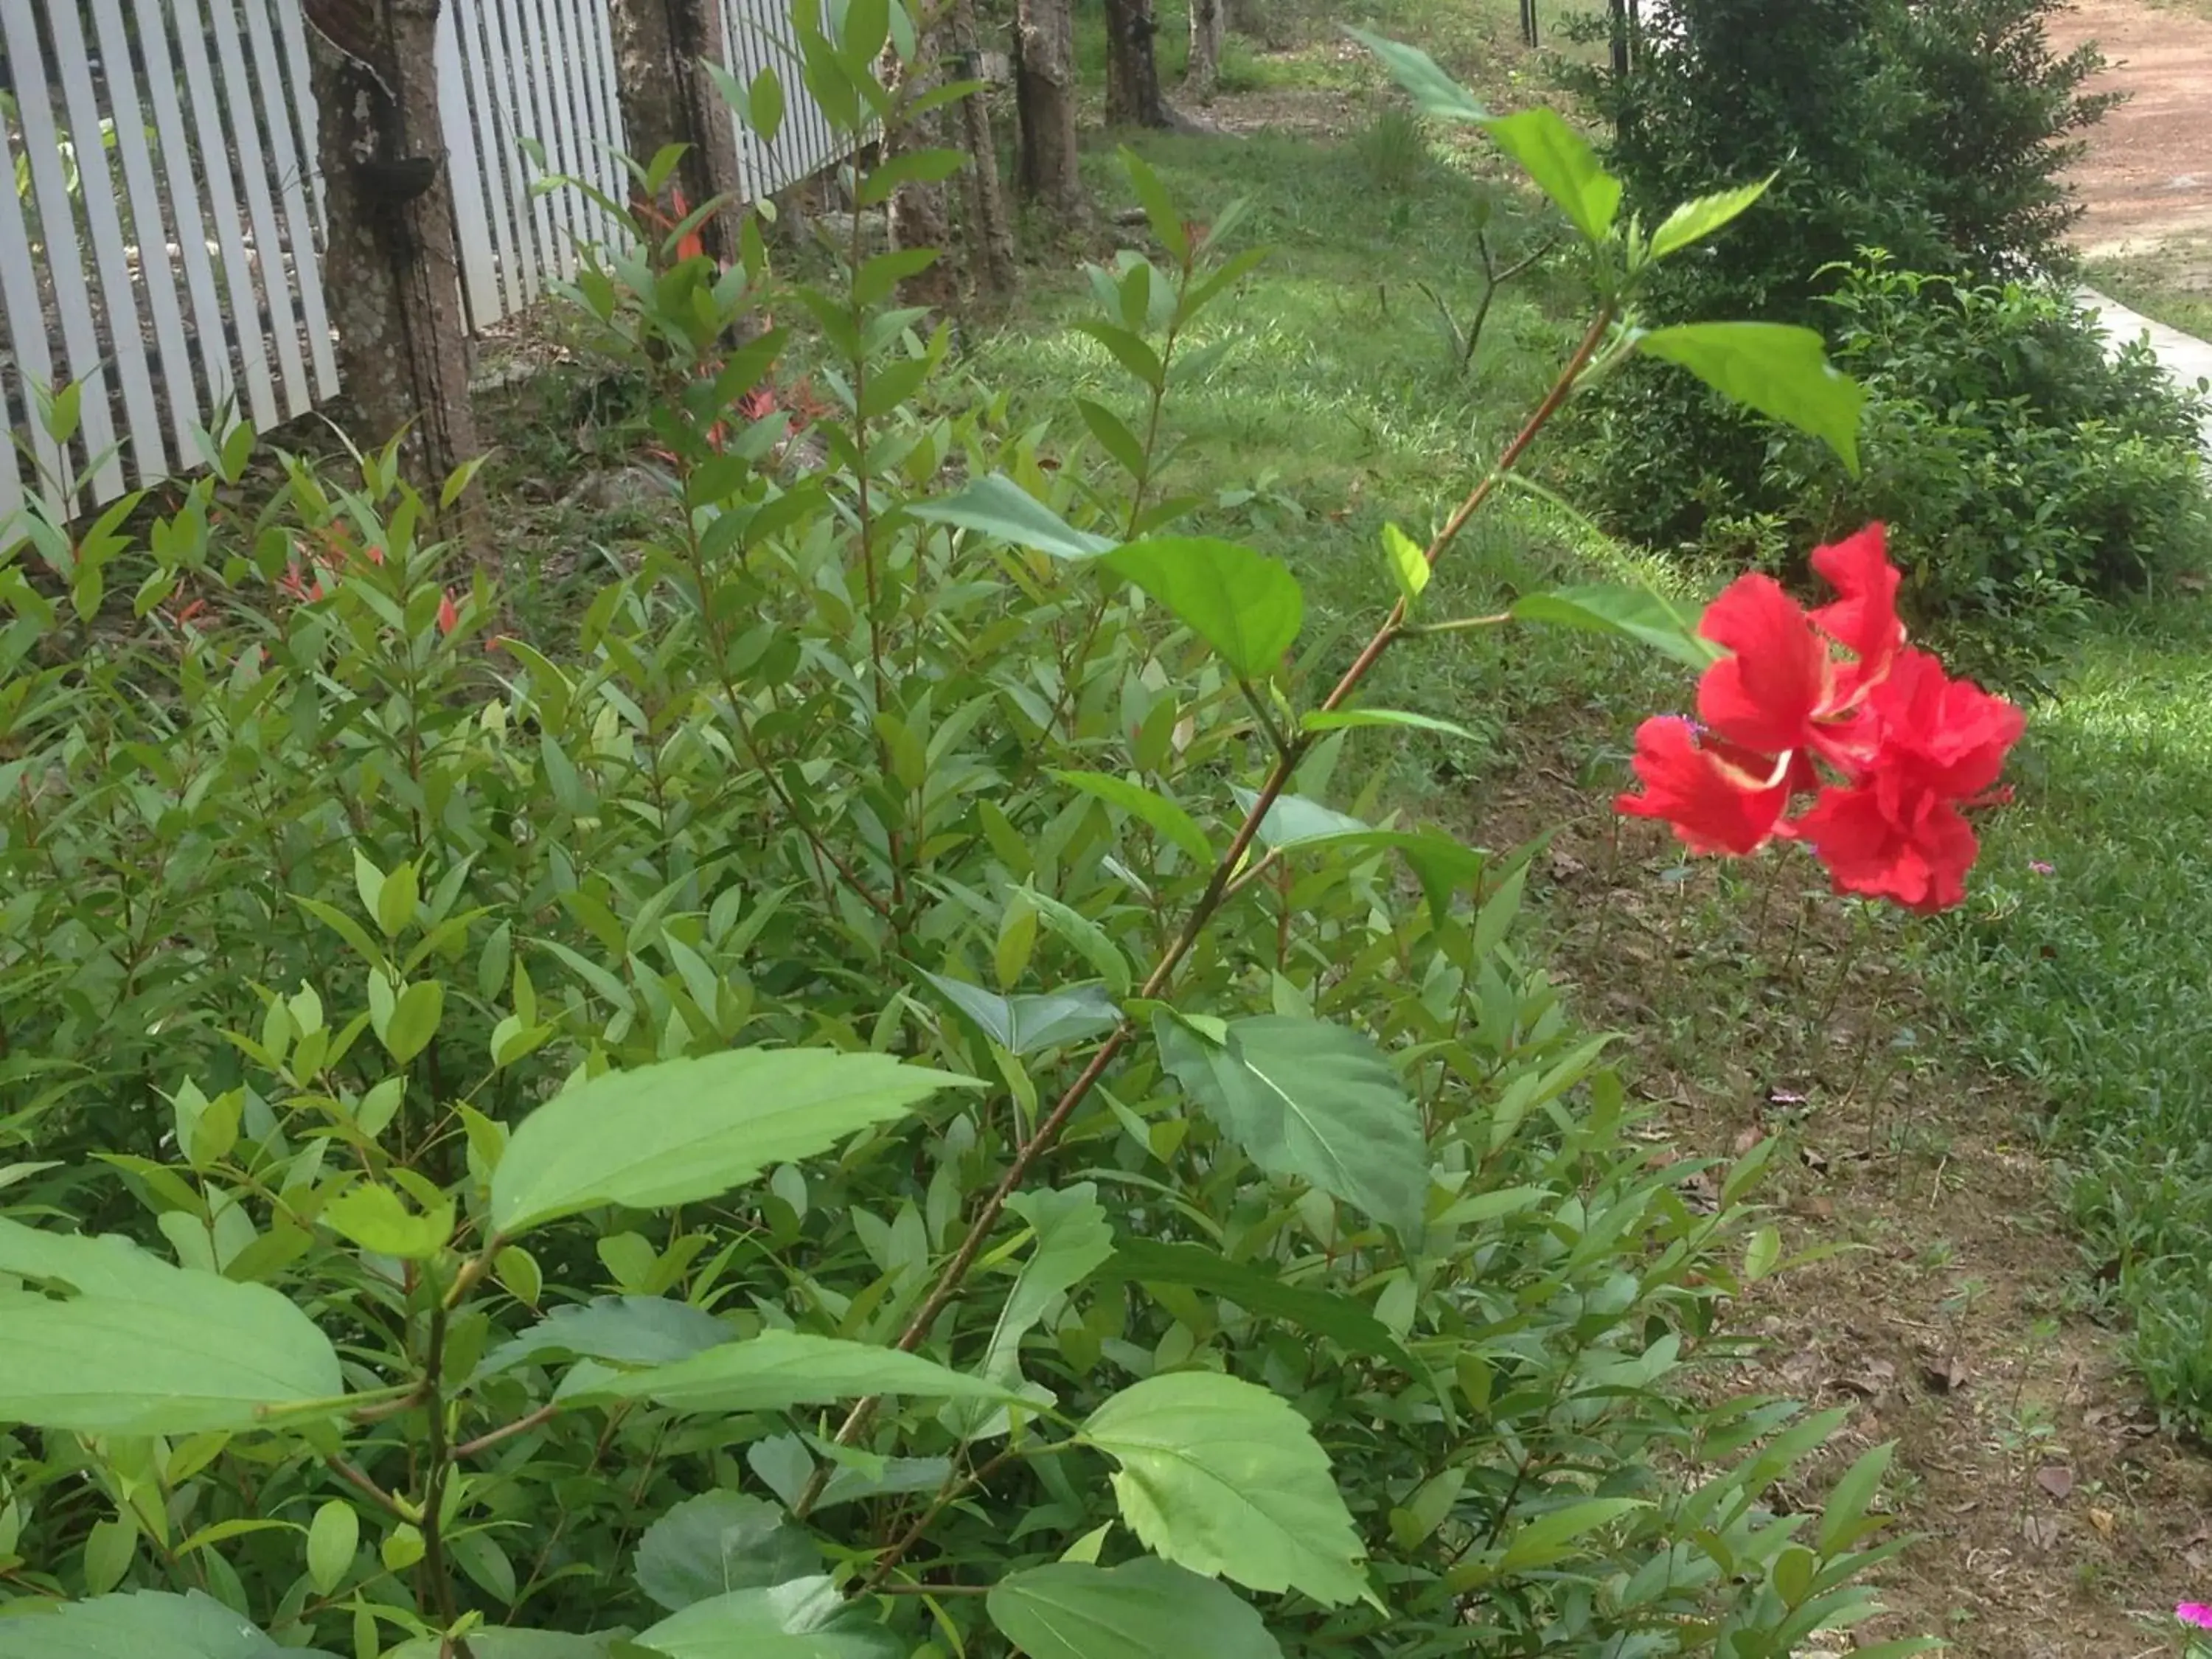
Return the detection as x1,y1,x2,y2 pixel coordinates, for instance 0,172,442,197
1015,0,1086,221
1187,0,1224,100
299,0,479,484
608,0,747,260
1105,0,1171,127
951,0,1019,294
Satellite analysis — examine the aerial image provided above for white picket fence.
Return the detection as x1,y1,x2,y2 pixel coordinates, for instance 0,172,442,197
0,0,846,528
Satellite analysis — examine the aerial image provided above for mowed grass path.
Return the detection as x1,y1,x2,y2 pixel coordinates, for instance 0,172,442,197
1923,599,2212,1426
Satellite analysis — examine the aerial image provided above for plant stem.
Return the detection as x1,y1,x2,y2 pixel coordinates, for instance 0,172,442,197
417,1282,470,1659
791,302,1615,1520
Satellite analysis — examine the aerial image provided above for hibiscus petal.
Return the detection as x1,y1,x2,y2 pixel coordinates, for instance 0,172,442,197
1794,779,1978,914
1616,715,1790,857
1696,574,1834,757
1869,650,2025,799
1809,522,1904,692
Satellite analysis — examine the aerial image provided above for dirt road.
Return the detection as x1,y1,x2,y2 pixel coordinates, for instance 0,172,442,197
2048,0,2212,254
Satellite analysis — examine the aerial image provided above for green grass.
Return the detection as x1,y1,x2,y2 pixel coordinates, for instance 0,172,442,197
2084,247,2212,345
1919,599,2212,1428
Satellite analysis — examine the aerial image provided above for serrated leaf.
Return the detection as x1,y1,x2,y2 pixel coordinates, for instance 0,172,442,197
1511,583,1716,668
633,1492,821,1613
1343,27,1487,121
1637,321,1863,474
568,1329,1032,1414
984,1186,1114,1382
988,1557,1284,1659
1481,108,1621,243
909,474,1116,560
0,1218,344,1434
478,1296,734,1378
919,972,1122,1055
633,1578,900,1658
321,1182,453,1260
1080,1371,1369,1607
1103,538,1304,681
1054,771,1213,865
0,1590,333,1658
1155,1015,1427,1237
1648,178,1773,261
490,1049,971,1234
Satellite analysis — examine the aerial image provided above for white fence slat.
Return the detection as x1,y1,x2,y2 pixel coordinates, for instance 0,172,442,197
50,0,170,483
537,0,587,270
273,0,328,236
240,0,338,400
437,6,502,328
493,0,552,301
170,0,282,431
0,156,53,521
87,0,201,462
204,0,313,417
529,0,583,266
1,4,125,503
459,0,529,318
577,0,625,234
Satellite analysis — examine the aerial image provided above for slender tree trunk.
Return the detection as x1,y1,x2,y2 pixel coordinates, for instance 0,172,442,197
1013,0,1085,223
951,0,1018,295
1104,0,1169,128
883,34,959,310
1186,0,1222,100
608,0,745,259
302,0,479,490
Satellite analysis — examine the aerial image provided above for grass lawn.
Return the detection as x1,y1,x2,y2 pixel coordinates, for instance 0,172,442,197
2084,242,2212,344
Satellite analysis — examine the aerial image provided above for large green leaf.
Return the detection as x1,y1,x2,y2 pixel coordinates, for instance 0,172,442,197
987,1558,1284,1659
634,1492,822,1613
1342,27,1488,121
908,473,1116,560
490,1049,971,1234
1054,771,1213,865
0,1219,344,1435
1637,322,1863,474
634,1579,900,1659
478,1297,734,1379
1231,786,1366,848
919,972,1122,1055
1647,178,1773,262
392,1635,616,1659
1155,1015,1428,1238
1099,1239,1406,1364
0,1591,335,1659
568,1330,1032,1414
1079,1371,1370,1607
1481,108,1621,244
1267,827,1487,923
1102,538,1304,681
984,1186,1114,1383
1510,584,1716,669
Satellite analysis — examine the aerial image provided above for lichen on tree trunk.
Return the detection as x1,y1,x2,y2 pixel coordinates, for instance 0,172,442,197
304,0,480,495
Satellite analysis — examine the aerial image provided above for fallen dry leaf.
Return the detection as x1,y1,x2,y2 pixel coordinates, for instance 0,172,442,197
2034,1464,2074,1502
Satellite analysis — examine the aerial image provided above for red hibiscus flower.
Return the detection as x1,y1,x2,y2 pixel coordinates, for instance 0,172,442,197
1615,525,2020,914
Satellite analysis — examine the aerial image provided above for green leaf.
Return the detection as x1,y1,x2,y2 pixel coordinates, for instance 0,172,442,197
569,1329,1033,1414
910,473,1116,560
1818,1441,1895,1554
1054,771,1214,865
1272,827,1487,922
634,1579,900,1659
1102,538,1304,681
380,978,443,1065
0,1217,344,1434
0,1591,333,1658
984,1185,1115,1380
1343,27,1487,121
306,1500,358,1597
478,1296,734,1377
1155,1015,1427,1238
1480,108,1620,244
1080,1371,1370,1607
1121,147,1189,265
1020,886,1135,998
1381,521,1429,606
1496,1497,1651,1571
1077,397,1150,481
633,1492,822,1613
989,1557,1284,1659
1510,584,1715,668
1647,178,1773,261
1100,1238,1407,1363
490,1049,970,1234
919,971,1122,1054
1231,786,1366,848
750,66,786,144
1300,708,1478,741
321,1181,453,1260
390,1634,617,1659
1637,322,1863,474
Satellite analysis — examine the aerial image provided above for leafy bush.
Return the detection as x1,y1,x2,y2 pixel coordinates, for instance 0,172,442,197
0,27,1934,1659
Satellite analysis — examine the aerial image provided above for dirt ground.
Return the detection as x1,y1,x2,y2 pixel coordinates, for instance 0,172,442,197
2050,0,2212,284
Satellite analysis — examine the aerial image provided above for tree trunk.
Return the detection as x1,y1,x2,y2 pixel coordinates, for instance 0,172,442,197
1104,0,1169,128
882,35,959,310
302,0,479,490
951,0,1018,295
608,0,745,260
1013,0,1085,223
1186,0,1222,100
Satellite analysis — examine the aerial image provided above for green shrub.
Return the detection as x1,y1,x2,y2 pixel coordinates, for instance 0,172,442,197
0,30,1929,1659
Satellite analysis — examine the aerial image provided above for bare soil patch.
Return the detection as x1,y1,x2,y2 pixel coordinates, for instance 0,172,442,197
2051,0,2212,268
